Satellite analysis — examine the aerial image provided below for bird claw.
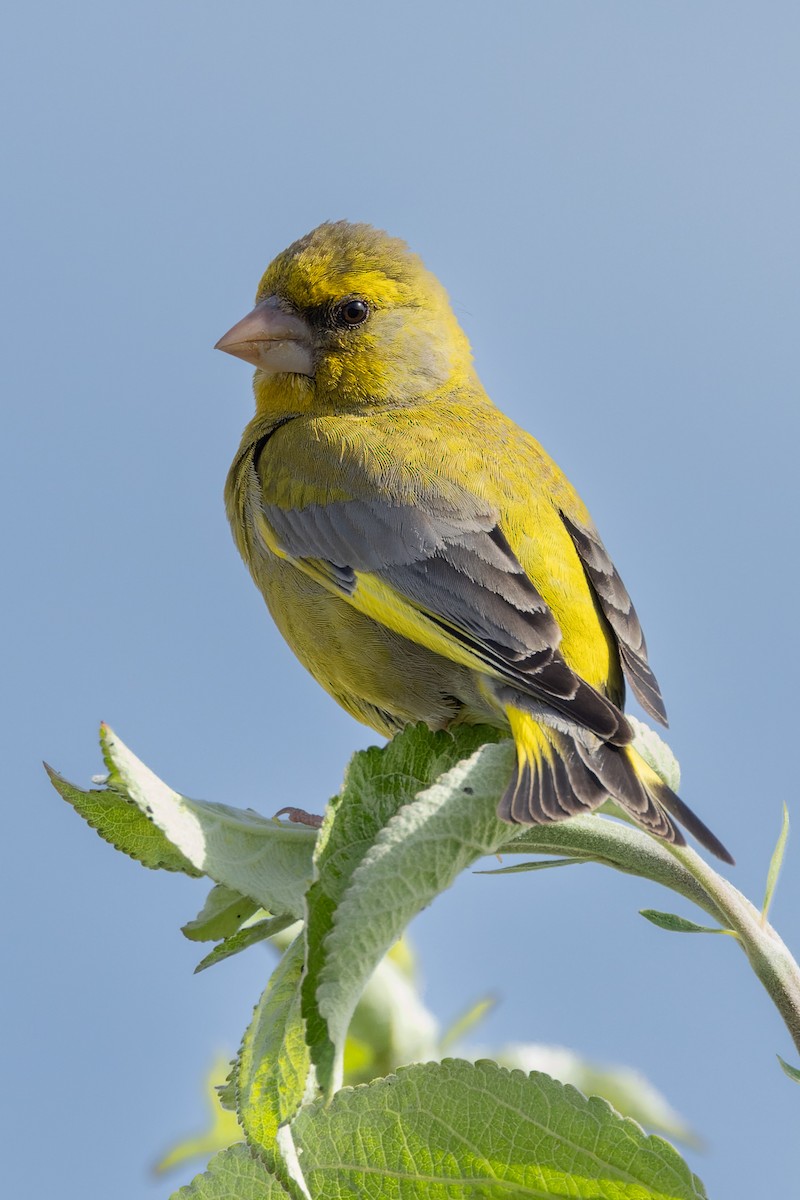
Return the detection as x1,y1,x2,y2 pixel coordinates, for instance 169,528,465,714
274,805,324,828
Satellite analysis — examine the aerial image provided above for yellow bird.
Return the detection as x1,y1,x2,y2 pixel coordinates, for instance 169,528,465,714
218,221,731,862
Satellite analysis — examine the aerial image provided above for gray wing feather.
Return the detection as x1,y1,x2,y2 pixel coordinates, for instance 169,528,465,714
263,496,631,744
560,512,668,725
266,492,492,569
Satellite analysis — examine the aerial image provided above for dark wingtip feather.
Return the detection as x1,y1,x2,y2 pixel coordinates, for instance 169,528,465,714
619,644,669,727
637,687,670,728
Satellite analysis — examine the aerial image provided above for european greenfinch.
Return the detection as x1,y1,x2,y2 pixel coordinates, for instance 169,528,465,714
217,221,731,863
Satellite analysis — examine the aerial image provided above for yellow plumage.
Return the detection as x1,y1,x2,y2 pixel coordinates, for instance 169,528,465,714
218,221,731,862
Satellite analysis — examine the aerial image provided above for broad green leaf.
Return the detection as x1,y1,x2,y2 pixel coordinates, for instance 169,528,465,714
155,1057,242,1174
100,725,316,917
628,718,681,791
762,803,790,922
302,723,507,1094
45,762,201,876
194,916,298,974
237,937,311,1167
640,910,735,936
291,1059,707,1199
777,1054,800,1082
182,885,260,942
171,1144,292,1199
493,1044,697,1146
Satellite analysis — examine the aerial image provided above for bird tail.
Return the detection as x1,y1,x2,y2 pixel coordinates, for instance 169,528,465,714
499,707,733,864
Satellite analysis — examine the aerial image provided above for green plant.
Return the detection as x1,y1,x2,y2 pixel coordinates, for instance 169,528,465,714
48,720,798,1199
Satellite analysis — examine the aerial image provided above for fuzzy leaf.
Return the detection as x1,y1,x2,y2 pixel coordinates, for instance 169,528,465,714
302,723,507,1095
628,718,681,791
777,1054,800,1082
640,910,734,936
762,803,790,922
291,1059,707,1199
182,885,261,942
194,916,297,974
171,1144,292,1199
237,937,311,1167
99,724,316,917
478,856,592,875
45,761,201,876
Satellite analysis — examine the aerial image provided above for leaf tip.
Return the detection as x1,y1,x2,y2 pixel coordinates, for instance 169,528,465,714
777,1053,800,1082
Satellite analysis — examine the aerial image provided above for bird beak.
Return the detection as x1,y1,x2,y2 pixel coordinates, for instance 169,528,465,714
214,297,315,377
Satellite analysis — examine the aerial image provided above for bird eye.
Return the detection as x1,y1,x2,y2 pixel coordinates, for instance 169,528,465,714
336,298,370,327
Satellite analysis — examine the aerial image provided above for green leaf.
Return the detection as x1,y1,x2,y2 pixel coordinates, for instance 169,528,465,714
762,803,790,922
302,723,508,1095
290,1059,707,1199
777,1054,800,1082
493,1044,698,1146
99,724,316,917
237,937,311,1167
195,915,298,974
440,995,496,1052
344,953,440,1084
217,1058,238,1112
628,718,681,791
44,761,201,876
640,910,735,936
478,856,592,875
171,1144,293,1199
182,885,261,942
155,1057,242,1174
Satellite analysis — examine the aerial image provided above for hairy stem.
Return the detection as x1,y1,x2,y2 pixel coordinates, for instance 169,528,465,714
502,816,800,1060
671,845,800,1058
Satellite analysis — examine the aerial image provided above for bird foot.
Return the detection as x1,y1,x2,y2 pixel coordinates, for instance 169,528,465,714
274,806,324,828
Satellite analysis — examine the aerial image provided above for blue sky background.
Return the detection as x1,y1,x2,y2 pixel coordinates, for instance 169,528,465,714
3,3,799,1196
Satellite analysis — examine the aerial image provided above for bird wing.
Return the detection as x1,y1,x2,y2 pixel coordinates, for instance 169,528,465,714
256,491,631,744
559,511,668,725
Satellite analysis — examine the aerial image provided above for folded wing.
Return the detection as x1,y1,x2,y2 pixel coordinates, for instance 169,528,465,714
261,493,631,745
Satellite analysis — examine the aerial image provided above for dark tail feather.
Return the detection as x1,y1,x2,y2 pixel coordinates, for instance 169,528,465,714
498,714,734,864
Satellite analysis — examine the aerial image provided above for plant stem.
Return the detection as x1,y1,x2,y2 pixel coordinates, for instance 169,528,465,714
502,817,800,1061
670,845,800,1058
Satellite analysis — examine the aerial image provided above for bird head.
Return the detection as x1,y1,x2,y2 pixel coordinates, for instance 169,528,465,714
215,221,474,414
